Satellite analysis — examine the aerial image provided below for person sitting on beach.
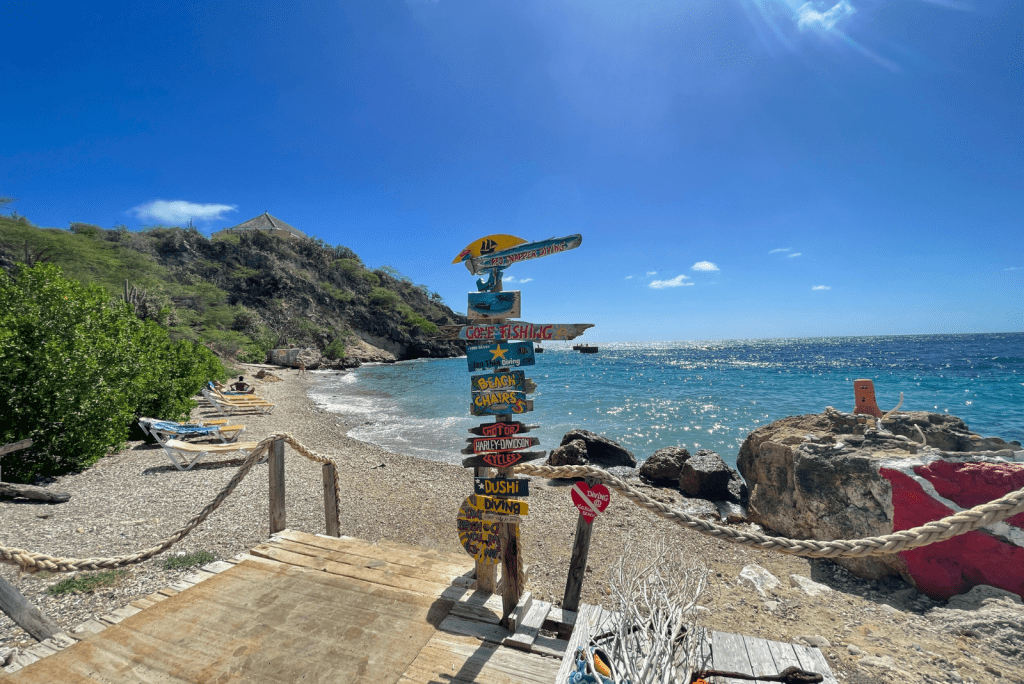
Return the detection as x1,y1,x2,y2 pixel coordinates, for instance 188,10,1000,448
230,376,252,393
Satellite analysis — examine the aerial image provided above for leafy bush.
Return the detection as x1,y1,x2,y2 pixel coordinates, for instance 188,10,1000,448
0,263,225,483
368,286,399,308
404,312,439,335
324,337,346,359
69,222,102,238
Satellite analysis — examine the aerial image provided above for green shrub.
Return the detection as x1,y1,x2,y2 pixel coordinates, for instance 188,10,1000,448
403,312,439,335
324,337,346,360
69,223,102,238
358,271,380,287
368,286,399,308
0,263,225,483
46,569,126,595
162,550,216,570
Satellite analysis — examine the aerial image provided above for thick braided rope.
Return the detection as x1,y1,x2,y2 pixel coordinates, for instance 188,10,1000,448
514,463,1024,558
0,433,341,574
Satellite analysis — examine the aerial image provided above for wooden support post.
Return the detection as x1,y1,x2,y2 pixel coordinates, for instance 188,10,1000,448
474,465,497,593
322,462,340,538
562,476,598,615
269,438,286,534
0,575,59,642
497,463,524,626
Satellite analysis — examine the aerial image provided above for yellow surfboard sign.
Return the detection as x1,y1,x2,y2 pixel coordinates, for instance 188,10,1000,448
452,234,528,264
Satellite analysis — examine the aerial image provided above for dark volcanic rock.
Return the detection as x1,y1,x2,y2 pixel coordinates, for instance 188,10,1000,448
559,430,636,468
678,449,745,503
548,439,588,467
639,447,691,484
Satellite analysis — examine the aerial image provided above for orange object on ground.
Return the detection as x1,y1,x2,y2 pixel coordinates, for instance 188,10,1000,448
853,379,883,417
593,651,611,677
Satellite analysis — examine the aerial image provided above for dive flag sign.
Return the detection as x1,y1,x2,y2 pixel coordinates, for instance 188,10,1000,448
466,342,535,372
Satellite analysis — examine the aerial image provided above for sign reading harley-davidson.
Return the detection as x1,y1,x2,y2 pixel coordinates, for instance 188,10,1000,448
461,450,546,469
462,435,540,455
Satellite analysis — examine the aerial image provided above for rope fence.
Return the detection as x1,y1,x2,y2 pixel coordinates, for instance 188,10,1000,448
2,434,1022,574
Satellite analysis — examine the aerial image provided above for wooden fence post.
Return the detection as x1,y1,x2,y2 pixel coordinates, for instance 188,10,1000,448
562,475,598,615
474,465,498,592
269,438,286,534
0,575,59,642
322,462,340,538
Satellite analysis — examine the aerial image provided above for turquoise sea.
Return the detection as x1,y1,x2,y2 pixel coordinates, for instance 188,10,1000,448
308,333,1023,469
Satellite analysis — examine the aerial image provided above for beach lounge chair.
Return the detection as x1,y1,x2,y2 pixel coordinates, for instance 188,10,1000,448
158,439,263,471
201,389,276,416
204,385,272,404
209,381,255,396
137,417,245,445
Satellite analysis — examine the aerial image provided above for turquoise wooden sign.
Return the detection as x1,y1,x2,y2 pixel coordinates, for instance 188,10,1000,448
470,390,534,416
466,342,535,372
467,291,521,321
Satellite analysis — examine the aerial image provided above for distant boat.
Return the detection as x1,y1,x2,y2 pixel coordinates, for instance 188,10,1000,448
573,344,598,354
535,346,544,353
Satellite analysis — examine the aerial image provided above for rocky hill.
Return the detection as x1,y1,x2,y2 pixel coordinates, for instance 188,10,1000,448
0,217,466,365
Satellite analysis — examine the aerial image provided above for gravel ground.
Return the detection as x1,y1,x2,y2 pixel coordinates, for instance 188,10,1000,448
2,365,1021,683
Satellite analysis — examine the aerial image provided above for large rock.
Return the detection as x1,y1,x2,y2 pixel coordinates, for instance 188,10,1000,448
639,447,691,483
548,439,588,467
737,409,1024,601
925,585,1024,658
678,449,746,503
559,430,636,469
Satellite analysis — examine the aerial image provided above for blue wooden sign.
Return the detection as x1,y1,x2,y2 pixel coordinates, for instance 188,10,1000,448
466,342,535,372
470,391,534,416
467,291,521,321
465,234,582,274
471,371,528,394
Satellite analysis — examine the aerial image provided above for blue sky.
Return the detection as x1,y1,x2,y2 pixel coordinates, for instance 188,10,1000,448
3,0,1021,341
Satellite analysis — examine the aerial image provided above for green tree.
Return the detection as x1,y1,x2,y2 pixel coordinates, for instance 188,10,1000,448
0,263,224,482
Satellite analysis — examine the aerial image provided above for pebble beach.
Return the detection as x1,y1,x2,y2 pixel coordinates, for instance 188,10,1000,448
2,365,1021,683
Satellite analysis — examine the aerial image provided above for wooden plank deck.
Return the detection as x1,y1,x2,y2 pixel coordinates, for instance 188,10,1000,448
4,530,562,684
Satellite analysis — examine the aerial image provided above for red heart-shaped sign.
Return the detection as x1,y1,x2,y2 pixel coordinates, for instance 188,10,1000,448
571,481,611,524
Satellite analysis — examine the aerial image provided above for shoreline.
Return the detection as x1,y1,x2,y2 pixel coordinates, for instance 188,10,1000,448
2,364,1020,682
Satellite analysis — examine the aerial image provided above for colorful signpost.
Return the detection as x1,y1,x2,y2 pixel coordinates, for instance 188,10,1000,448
440,322,594,342
466,342,535,372
468,291,521,321
452,231,591,625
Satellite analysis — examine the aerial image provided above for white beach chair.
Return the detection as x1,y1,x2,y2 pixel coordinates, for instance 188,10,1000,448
138,417,246,445
158,439,264,471
201,389,276,416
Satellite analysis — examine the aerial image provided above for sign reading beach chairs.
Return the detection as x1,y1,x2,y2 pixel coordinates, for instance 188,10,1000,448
450,232,593,619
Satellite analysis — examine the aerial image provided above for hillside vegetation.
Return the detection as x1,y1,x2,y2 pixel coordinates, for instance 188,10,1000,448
0,217,465,364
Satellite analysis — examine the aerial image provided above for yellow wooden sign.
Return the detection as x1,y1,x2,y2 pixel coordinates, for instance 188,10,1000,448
457,495,508,565
471,495,529,517
452,234,527,264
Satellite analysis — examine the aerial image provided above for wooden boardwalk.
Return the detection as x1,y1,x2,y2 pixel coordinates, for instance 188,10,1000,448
5,530,836,683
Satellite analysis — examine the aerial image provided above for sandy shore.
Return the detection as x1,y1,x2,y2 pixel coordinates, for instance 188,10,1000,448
2,365,1019,683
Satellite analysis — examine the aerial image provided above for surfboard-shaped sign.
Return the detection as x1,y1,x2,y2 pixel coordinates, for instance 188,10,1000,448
467,421,539,437
465,234,582,274
471,371,532,394
452,234,527,264
440,322,594,342
468,291,521,321
462,450,546,469
470,391,533,416
462,435,541,455
466,342,535,372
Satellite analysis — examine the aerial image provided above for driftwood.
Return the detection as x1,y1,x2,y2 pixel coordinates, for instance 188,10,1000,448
0,575,60,642
0,482,71,503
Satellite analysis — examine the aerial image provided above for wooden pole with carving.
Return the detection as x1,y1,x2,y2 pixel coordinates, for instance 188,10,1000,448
562,475,598,614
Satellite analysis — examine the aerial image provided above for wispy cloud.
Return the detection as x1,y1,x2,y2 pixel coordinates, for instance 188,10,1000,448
916,0,974,10
769,247,791,254
1005,266,1021,271
649,275,694,289
646,271,658,276
788,252,803,258
131,200,237,224
812,285,831,290
797,1,855,31
518,277,533,283
625,275,634,279
692,261,719,272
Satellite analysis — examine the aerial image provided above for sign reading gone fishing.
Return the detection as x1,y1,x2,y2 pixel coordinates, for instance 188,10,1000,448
439,322,594,342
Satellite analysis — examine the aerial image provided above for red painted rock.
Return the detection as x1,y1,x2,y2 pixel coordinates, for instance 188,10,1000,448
571,481,611,523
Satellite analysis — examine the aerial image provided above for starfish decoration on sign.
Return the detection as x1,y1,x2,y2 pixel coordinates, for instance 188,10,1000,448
490,344,508,361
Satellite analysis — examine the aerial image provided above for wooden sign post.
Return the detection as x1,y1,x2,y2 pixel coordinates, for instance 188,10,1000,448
452,232,591,625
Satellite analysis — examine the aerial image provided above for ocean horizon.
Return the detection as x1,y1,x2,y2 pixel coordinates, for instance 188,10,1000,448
308,332,1023,469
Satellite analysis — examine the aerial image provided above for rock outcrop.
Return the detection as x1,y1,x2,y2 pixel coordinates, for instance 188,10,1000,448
559,430,637,469
638,446,690,483
678,449,747,504
926,585,1024,658
548,439,588,467
737,408,1024,601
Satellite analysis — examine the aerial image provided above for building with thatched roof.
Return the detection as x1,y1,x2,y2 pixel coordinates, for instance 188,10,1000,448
211,212,307,240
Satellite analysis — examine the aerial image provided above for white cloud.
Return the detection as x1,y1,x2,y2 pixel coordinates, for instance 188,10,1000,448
812,285,831,290
691,261,719,272
518,277,533,283
649,275,694,289
788,252,803,258
1005,266,1021,271
625,275,633,279
131,200,237,224
646,271,658,276
769,247,791,254
797,1,855,31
